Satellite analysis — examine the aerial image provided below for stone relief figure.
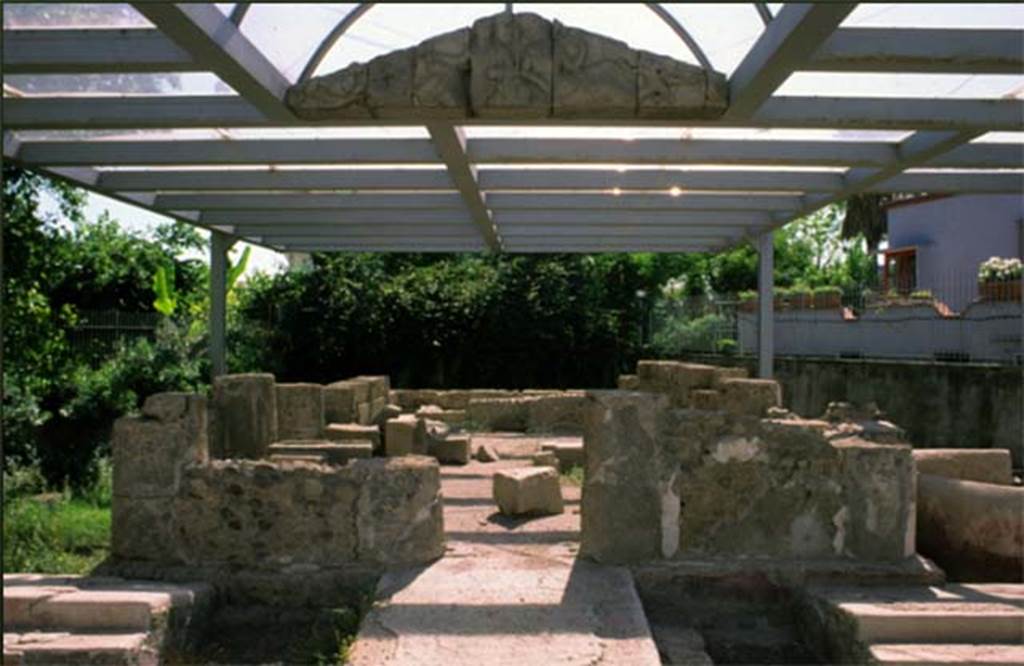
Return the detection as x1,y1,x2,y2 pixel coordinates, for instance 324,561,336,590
552,22,637,118
470,13,552,117
285,11,728,121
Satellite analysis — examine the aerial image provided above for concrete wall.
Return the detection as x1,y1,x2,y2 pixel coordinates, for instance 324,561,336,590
888,194,1024,310
679,354,1023,467
737,301,1022,363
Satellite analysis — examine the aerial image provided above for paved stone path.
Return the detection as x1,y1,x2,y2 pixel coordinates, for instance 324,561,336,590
348,446,662,665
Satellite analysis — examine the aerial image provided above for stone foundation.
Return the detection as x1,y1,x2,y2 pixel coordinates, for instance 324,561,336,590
581,361,916,565
112,391,445,577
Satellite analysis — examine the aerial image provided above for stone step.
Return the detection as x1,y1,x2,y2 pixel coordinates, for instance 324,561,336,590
3,574,211,636
817,584,1024,645
869,643,1024,665
3,631,156,666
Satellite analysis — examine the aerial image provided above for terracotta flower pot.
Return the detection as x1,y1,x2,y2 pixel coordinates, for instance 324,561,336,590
980,280,1022,302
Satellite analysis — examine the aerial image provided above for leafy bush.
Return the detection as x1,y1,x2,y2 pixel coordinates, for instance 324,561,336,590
651,313,730,356
978,257,1022,283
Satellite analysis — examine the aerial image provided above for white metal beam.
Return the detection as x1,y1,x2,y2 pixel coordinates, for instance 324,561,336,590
868,172,1024,194
132,3,293,121
479,169,843,192
727,3,855,118
3,28,200,73
16,139,441,166
209,231,235,379
486,193,803,211
427,124,502,251
200,209,472,226
808,28,1024,74
98,168,453,191
4,96,1021,131
154,192,465,210
757,231,774,378
494,210,770,226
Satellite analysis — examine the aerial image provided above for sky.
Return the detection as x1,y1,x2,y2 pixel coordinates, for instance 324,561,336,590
25,2,1024,276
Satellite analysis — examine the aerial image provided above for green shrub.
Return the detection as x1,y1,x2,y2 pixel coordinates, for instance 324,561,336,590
716,338,738,356
813,286,842,297
910,289,933,300
738,290,757,302
651,313,730,356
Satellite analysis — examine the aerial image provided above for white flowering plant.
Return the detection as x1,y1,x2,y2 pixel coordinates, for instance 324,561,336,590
977,257,1023,283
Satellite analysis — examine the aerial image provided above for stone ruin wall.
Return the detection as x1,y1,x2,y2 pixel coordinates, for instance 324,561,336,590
582,361,917,565
110,386,444,578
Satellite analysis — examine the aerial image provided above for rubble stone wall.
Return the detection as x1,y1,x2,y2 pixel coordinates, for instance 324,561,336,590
112,392,444,574
581,361,916,565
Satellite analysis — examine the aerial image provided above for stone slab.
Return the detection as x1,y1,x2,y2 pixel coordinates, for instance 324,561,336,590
325,423,381,451
211,373,277,459
385,415,427,457
493,467,564,516
275,383,324,440
869,643,1024,665
913,449,1013,485
268,440,373,464
431,435,471,465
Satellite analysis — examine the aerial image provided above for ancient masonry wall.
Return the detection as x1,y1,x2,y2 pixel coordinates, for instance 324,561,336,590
582,361,916,564
111,391,444,574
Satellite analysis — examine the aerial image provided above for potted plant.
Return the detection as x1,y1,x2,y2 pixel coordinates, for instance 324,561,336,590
789,285,813,310
738,290,757,313
813,286,842,309
978,257,1023,302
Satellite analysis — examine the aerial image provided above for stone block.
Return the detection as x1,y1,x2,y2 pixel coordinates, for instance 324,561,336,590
470,12,552,118
357,402,372,425
636,360,716,407
552,22,636,118
366,48,413,116
354,456,445,566
467,397,530,431
493,467,564,516
532,451,559,468
413,27,471,116
431,434,471,465
385,415,427,457
617,374,640,390
913,449,1013,485
637,51,726,119
542,440,585,472
141,392,194,422
324,382,358,424
112,495,179,563
325,423,381,451
474,441,500,462
174,461,361,567
374,403,403,426
416,405,466,426
369,396,387,423
526,393,585,434
268,440,373,464
711,366,748,387
112,394,207,499
275,383,324,440
268,453,327,465
285,62,371,120
717,378,782,417
917,473,1024,582
210,373,277,460
580,391,668,563
344,379,372,404
689,389,721,411
354,375,390,402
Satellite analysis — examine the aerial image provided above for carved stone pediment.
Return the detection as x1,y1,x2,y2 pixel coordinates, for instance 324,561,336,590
286,12,728,121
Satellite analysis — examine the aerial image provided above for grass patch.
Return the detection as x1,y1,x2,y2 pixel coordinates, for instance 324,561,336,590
561,464,584,486
3,459,112,574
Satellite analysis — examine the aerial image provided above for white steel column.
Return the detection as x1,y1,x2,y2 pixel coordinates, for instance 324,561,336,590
757,231,775,379
210,231,234,379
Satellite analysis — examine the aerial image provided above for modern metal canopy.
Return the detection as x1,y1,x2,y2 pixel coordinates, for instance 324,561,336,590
2,1,1021,379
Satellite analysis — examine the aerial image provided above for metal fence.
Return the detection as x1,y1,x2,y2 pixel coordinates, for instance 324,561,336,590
67,309,161,355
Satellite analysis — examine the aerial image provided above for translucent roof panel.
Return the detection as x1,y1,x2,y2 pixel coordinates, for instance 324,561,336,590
315,3,504,75
843,3,1024,28
3,73,236,97
657,3,768,73
778,73,1024,99
2,3,150,28
240,3,360,82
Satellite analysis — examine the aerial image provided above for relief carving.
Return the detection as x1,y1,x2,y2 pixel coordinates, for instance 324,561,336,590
552,22,637,118
469,12,552,118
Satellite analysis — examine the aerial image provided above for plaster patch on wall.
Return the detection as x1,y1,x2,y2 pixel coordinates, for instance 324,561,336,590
711,435,762,464
832,506,849,556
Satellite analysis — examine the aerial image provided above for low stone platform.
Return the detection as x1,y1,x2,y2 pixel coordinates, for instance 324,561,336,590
806,583,1024,665
3,574,212,665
